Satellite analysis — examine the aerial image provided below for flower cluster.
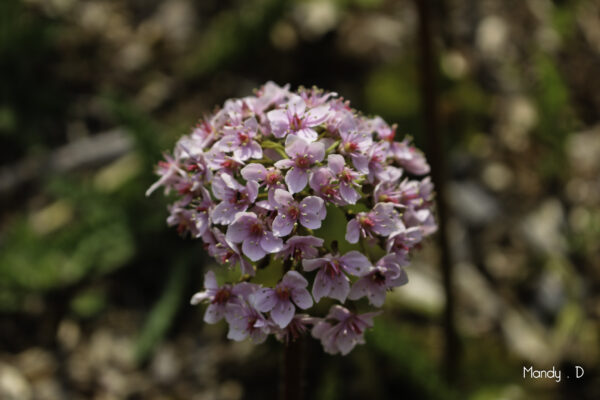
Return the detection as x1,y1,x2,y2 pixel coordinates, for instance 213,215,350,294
147,82,436,355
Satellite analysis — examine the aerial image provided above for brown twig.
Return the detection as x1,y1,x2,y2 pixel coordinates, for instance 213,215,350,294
281,336,305,400
414,0,460,384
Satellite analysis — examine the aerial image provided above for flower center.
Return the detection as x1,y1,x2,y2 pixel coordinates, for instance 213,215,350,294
341,169,353,183
266,171,281,185
238,132,250,145
213,288,231,304
325,260,342,278
287,206,300,220
221,251,235,264
276,286,291,301
246,316,257,332
290,114,303,130
359,215,375,228
250,223,263,236
293,247,303,261
348,319,363,334
296,156,310,168
371,270,386,285
177,183,192,195
222,159,237,169
344,142,358,152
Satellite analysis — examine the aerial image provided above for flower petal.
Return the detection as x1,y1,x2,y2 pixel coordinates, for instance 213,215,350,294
351,154,369,174
204,303,225,324
274,188,294,207
260,231,284,253
296,128,318,142
299,211,323,230
241,163,267,181
303,257,328,272
340,183,360,204
307,141,325,162
242,239,266,261
253,288,277,312
226,212,255,243
291,288,313,309
274,159,295,170
271,300,295,328
272,214,295,237
305,104,329,126
348,276,370,301
212,202,244,225
203,270,218,290
281,270,308,288
340,251,371,276
312,269,333,303
345,219,360,244
285,167,308,194
327,154,345,174
328,273,350,302
284,135,308,158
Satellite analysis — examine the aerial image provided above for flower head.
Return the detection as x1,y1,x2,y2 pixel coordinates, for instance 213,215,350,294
148,82,436,354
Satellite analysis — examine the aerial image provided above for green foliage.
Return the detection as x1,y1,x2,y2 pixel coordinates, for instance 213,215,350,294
135,260,190,364
181,0,289,78
532,52,574,180
0,179,135,310
71,287,108,319
365,61,419,122
313,204,360,254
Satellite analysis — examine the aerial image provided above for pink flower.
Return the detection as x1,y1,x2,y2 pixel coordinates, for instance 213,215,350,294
267,96,329,142
271,189,326,236
391,138,430,175
274,314,319,344
211,173,259,224
145,154,186,197
345,202,403,244
348,255,408,307
276,235,324,261
226,212,283,261
327,154,362,204
275,136,325,193
303,251,371,302
312,306,381,355
205,228,254,276
337,117,372,174
190,271,256,323
217,117,262,161
225,291,272,344
309,167,344,204
254,271,314,328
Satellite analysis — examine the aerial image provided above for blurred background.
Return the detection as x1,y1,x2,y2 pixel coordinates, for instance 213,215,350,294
1,0,600,399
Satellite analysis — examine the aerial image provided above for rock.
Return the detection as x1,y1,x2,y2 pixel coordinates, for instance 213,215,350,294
448,181,500,226
481,162,514,192
567,126,600,176
57,319,81,351
476,16,508,57
16,348,57,380
520,198,566,255
0,363,32,400
218,380,243,400
150,344,181,384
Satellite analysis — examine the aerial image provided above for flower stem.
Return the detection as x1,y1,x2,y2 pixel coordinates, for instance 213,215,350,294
281,337,305,400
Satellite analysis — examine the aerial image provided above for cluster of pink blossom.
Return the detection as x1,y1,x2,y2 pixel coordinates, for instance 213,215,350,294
147,82,436,355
